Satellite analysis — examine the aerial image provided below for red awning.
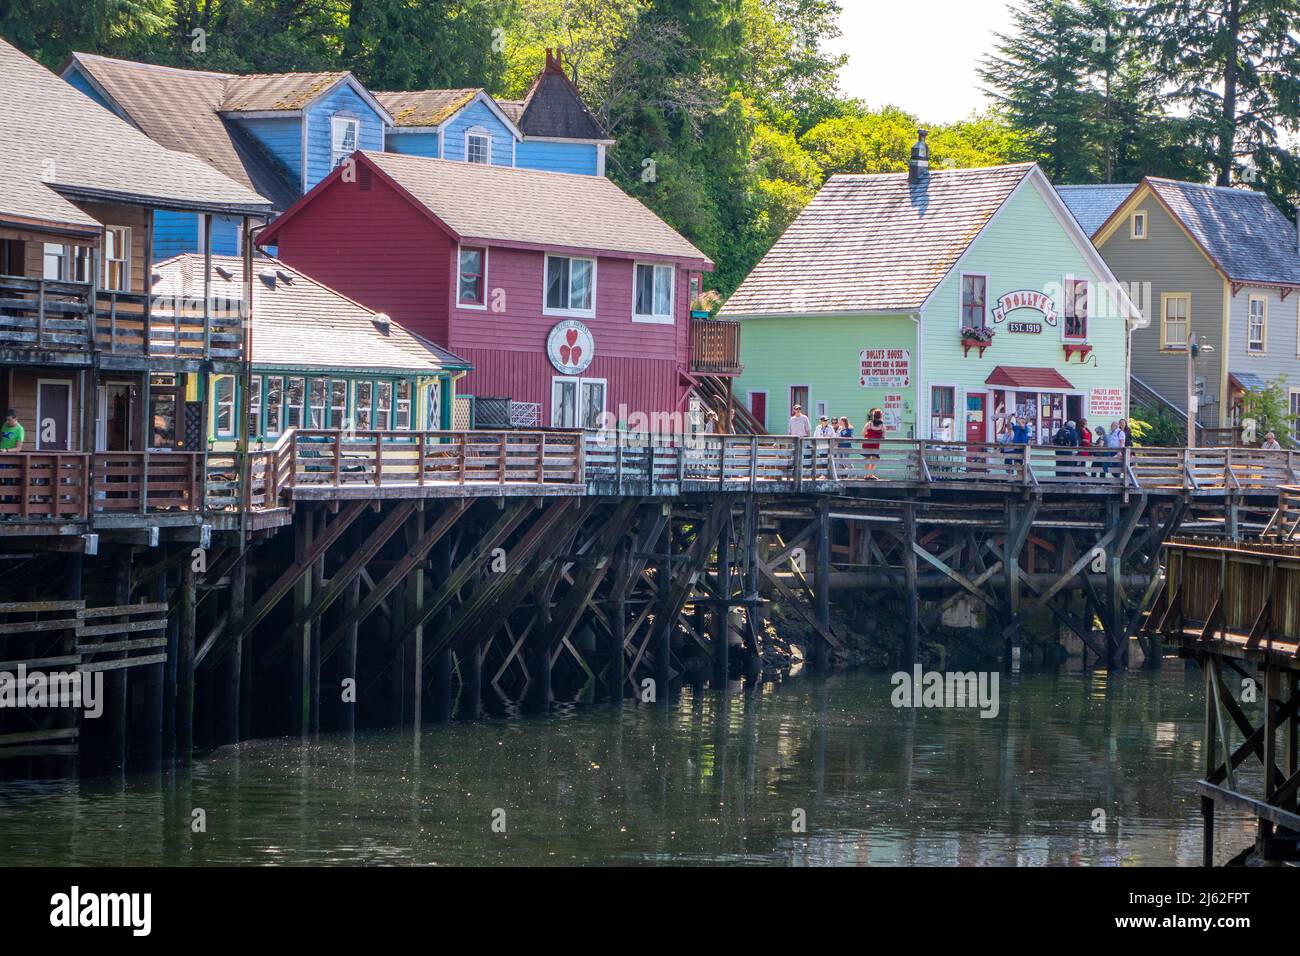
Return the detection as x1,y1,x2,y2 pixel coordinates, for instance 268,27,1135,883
985,366,1075,390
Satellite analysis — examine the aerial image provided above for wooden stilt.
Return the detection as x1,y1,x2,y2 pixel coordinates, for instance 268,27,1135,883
179,559,196,763
225,551,246,746
714,506,731,688
110,548,131,773
293,509,314,735
459,644,482,720
342,574,360,734
311,510,324,734
654,506,672,700
430,532,452,723
903,503,919,668
144,568,166,771
814,500,831,670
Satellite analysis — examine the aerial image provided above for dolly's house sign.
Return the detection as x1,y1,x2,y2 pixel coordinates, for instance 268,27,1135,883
859,348,910,388
992,290,1058,333
547,320,595,374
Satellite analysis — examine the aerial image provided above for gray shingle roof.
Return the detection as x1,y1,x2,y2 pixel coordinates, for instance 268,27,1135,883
1,39,273,229
375,89,481,128
1055,183,1138,236
152,254,470,372
1146,178,1300,287
219,72,351,112
513,62,606,140
719,164,1035,317
66,53,300,210
325,152,710,264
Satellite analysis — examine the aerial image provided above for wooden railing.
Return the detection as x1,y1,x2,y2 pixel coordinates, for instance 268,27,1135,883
1264,486,1300,541
92,452,204,513
0,275,93,350
690,318,742,375
0,453,91,520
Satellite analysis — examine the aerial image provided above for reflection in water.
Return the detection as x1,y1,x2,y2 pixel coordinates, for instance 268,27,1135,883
0,668,1259,866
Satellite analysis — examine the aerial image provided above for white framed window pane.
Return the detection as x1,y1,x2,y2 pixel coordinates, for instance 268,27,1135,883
248,374,262,438
215,377,234,435
570,259,593,311
580,381,606,430
43,243,66,280
265,376,284,434
546,257,568,310
395,381,411,429
467,133,489,164
308,378,326,428
285,377,305,428
376,381,393,429
104,227,130,291
654,265,672,315
551,379,577,427
634,264,653,315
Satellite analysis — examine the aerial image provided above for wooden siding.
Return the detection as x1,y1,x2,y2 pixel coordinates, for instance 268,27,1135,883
303,83,386,192
1226,283,1300,395
0,368,83,451
515,140,598,175
923,176,1128,438
77,200,147,294
387,131,440,159
441,98,514,166
1096,191,1226,420
269,171,452,346
238,115,303,188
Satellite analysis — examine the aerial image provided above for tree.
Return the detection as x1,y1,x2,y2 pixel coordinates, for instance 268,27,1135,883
1137,0,1300,204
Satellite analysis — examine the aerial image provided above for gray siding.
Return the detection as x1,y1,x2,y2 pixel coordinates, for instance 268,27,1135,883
1226,285,1300,397
1095,194,1226,421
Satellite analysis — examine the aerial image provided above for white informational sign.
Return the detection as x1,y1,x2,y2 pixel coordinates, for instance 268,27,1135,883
883,393,903,433
1089,387,1124,420
546,319,595,375
859,348,910,388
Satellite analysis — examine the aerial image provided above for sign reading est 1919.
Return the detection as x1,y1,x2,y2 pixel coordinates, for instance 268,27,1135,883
859,348,910,388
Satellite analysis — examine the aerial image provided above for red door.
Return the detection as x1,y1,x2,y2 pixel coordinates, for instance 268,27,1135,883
749,392,767,431
965,393,986,443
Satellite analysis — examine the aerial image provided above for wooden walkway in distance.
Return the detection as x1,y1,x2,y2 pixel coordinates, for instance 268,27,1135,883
203,430,1300,518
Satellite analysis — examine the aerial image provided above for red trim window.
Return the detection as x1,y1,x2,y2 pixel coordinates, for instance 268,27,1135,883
961,275,986,329
1064,278,1088,340
458,246,486,307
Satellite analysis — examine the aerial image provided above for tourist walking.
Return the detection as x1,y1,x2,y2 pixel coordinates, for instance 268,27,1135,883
862,407,886,479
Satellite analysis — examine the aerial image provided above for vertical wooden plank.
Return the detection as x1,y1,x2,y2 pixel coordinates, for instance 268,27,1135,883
815,500,831,670
145,567,166,771
179,557,196,762
293,509,313,735
342,573,360,734
714,507,731,688
431,530,453,723
904,503,919,669
226,550,246,746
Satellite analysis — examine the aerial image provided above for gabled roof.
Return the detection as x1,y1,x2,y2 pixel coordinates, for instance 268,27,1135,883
376,88,481,128
507,50,608,141
986,366,1075,390
720,164,1036,317
260,151,711,266
219,72,351,112
0,38,272,234
63,52,300,210
1139,178,1300,287
1055,183,1138,236
152,254,470,372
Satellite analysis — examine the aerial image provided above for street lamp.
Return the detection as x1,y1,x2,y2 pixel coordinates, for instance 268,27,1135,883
1187,334,1214,448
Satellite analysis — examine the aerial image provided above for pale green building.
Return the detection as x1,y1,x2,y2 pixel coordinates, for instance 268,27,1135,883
720,134,1139,445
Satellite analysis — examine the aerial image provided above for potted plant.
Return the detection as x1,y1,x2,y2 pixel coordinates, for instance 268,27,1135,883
690,289,722,320
961,325,995,357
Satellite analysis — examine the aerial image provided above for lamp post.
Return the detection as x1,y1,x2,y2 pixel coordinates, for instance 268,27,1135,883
1186,334,1214,448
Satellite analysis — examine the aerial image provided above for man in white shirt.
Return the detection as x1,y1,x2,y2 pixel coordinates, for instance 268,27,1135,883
788,404,811,437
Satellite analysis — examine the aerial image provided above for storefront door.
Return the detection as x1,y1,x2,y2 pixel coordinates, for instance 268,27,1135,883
965,393,986,443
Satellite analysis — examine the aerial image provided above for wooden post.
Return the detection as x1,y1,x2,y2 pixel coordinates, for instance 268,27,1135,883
814,500,831,670
61,552,83,778
342,573,360,734
714,506,731,688
164,565,179,760
109,548,131,773
311,510,324,734
179,558,196,762
404,507,427,728
144,567,166,771
655,507,673,700
1202,658,1217,866
225,551,246,746
903,503,919,669
459,644,482,721
431,532,453,722
293,509,313,735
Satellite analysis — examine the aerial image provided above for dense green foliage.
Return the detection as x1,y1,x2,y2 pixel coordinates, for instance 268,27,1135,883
8,0,1300,291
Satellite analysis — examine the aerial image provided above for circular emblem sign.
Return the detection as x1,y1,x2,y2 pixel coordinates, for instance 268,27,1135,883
547,319,595,374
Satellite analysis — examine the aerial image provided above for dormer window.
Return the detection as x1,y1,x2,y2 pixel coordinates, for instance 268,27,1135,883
331,116,359,168
1130,210,1147,239
466,128,491,165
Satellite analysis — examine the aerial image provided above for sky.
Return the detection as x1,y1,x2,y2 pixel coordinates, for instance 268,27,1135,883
827,0,1017,124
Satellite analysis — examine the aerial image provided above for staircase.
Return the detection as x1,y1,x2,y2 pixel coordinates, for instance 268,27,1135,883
694,374,766,435
1129,374,1237,445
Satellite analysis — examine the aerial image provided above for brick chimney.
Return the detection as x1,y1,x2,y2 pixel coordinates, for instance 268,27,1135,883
909,129,930,186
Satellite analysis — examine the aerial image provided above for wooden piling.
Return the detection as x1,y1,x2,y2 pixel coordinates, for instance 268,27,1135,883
179,559,196,762
293,509,314,735
814,500,831,669
430,531,452,723
903,504,919,668
714,506,731,688
225,551,246,746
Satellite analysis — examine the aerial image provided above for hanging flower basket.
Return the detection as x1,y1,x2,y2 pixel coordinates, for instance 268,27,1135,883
961,326,994,357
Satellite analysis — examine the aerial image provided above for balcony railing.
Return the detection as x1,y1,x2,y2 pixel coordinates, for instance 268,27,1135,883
690,317,742,375
0,273,242,361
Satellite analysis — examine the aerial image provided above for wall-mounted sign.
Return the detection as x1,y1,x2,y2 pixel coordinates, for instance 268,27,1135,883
547,320,595,375
993,290,1057,330
883,393,904,433
859,348,910,389
1089,387,1124,419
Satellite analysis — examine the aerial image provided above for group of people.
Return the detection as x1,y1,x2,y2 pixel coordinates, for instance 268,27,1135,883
788,404,888,477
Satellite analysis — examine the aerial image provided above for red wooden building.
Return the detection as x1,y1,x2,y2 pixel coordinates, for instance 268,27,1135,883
258,151,731,431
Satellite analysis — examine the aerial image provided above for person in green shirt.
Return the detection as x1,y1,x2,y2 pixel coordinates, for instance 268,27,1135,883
0,410,23,451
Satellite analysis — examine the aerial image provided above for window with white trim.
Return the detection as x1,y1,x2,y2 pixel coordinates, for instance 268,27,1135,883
930,385,956,441
960,274,986,329
395,381,412,429
214,375,236,439
1161,294,1189,349
458,246,486,307
286,376,306,429
1131,210,1147,239
551,376,606,429
103,226,130,291
331,115,360,168
42,243,66,280
330,380,348,428
466,128,491,164
1248,295,1267,353
248,374,262,438
355,381,373,429
634,263,674,322
264,376,284,435
545,255,595,315
308,378,327,428
1064,277,1088,340
375,381,393,430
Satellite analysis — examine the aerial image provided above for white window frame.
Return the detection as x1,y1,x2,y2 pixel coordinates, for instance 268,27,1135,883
543,254,596,318
465,126,492,165
550,375,607,430
263,375,285,437
959,272,988,330
456,244,489,310
1130,210,1147,240
1062,275,1089,342
248,373,263,438
1247,294,1267,354
103,225,131,292
331,114,360,169
213,375,237,440
632,262,675,324
395,380,412,429
1161,293,1190,350
42,243,67,281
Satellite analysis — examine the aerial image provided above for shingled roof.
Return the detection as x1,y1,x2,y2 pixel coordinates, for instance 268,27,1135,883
219,71,351,112
720,163,1036,317
1056,183,1138,236
152,254,470,372
0,38,272,234
264,151,711,265
1143,178,1300,287
508,50,607,141
375,89,481,128
63,52,300,210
